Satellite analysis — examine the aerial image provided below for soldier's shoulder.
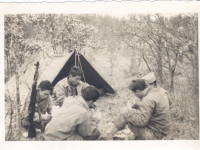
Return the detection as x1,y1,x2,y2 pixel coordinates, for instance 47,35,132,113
79,81,89,87
159,87,168,94
150,88,160,94
79,80,85,84
55,77,67,86
146,88,164,99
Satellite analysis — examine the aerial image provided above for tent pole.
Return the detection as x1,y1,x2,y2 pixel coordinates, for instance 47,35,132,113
75,50,76,66
78,56,86,83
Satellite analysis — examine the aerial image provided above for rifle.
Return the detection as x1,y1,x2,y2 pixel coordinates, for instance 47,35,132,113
28,61,39,138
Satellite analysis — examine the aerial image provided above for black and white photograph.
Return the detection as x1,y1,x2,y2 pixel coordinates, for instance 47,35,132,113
1,2,200,150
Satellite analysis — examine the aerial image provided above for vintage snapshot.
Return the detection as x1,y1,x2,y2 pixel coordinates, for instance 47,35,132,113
3,2,199,145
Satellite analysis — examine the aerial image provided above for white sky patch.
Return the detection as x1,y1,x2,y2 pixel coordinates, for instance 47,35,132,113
0,2,199,17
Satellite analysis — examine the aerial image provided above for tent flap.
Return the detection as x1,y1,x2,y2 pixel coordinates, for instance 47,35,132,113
52,51,114,94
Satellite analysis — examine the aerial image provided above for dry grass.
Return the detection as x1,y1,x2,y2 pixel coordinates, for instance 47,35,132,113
5,69,199,141
5,49,199,141
166,84,199,140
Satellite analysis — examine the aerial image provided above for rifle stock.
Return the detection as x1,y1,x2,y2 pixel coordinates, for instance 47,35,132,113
28,62,39,139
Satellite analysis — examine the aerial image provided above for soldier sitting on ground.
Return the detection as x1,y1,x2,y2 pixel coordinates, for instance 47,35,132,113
106,79,171,140
21,80,54,137
53,66,89,107
142,72,172,106
44,86,101,141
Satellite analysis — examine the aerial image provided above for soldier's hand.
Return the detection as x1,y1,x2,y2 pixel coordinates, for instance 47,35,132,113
42,114,52,121
91,109,101,122
127,101,134,111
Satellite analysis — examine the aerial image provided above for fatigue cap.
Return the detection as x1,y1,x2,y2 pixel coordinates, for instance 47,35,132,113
142,72,156,84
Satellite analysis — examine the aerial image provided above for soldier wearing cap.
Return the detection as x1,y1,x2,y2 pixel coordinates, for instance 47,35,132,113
142,72,171,105
105,79,171,140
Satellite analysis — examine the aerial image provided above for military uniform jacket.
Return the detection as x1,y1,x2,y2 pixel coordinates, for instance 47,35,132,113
53,77,89,106
44,96,98,141
114,88,171,139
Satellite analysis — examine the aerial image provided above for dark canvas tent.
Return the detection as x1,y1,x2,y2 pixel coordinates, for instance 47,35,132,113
52,50,114,94
5,50,114,107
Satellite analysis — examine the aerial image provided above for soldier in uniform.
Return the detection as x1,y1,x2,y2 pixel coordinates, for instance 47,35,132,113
21,80,54,137
142,72,172,105
53,66,89,107
44,86,101,141
106,79,171,140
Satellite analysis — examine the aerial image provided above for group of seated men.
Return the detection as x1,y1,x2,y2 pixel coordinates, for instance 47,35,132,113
21,66,171,140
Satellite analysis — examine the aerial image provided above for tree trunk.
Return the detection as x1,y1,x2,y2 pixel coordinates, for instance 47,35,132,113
193,57,199,94
9,34,13,78
192,61,195,84
194,32,198,94
140,42,151,72
7,54,9,80
191,15,198,94
169,53,178,93
165,46,173,92
157,39,163,86
141,52,151,72
5,93,13,141
195,64,198,94
16,71,21,140
169,68,175,93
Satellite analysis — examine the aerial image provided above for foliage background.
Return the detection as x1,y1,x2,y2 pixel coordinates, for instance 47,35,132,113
4,13,198,140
